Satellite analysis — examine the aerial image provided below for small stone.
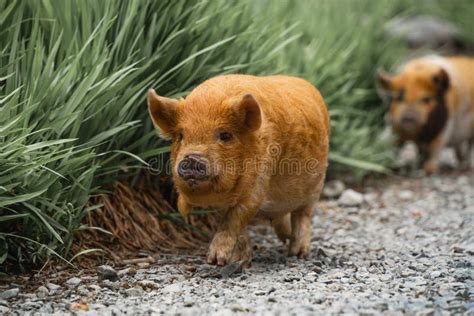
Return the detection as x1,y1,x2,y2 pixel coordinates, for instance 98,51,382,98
415,308,435,316
88,284,102,291
36,286,49,299
323,180,346,198
101,280,120,291
220,260,245,278
117,267,136,276
328,271,345,279
430,271,442,279
97,265,119,282
77,285,90,296
163,283,182,293
373,302,388,311
46,283,61,291
22,301,41,310
124,287,143,297
89,303,106,310
183,296,194,307
0,306,9,314
231,304,249,312
283,275,301,282
0,299,7,306
137,280,159,289
398,190,414,201
0,288,19,299
338,189,364,207
66,277,82,287
363,192,378,205
452,243,474,255
137,262,150,268
39,303,53,314
69,302,89,312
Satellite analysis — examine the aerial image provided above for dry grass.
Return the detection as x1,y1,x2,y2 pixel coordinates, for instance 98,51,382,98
75,175,218,263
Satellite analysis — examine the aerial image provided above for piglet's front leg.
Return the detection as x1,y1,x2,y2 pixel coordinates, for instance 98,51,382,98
422,136,444,175
207,204,257,266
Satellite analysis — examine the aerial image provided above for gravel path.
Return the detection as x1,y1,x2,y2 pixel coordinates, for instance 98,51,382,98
2,173,473,315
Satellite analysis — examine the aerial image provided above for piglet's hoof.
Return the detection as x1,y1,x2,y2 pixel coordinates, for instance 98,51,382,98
206,232,236,266
229,235,252,268
288,240,310,259
422,162,439,175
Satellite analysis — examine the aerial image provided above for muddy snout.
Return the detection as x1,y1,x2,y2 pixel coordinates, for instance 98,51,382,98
177,154,210,183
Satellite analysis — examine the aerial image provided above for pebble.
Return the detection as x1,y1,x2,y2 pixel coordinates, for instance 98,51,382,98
97,265,119,282
46,283,61,291
0,288,19,299
124,287,144,297
231,304,249,312
36,286,49,299
183,296,194,307
398,190,414,200
137,280,159,290
162,283,182,293
452,243,474,255
430,271,442,279
76,285,90,296
0,306,9,313
416,308,436,316
66,277,82,287
117,267,136,276
338,189,364,206
323,180,346,198
89,284,102,291
101,280,120,291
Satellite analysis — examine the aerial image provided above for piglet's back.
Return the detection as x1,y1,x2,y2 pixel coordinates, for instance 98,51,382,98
185,74,330,145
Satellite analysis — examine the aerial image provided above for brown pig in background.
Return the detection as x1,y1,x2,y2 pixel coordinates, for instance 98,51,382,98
148,74,330,266
377,56,474,174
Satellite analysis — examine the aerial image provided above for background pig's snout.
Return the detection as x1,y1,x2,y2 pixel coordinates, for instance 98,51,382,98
177,154,209,180
400,113,419,130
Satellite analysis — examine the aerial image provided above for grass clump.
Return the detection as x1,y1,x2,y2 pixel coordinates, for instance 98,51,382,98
0,0,284,270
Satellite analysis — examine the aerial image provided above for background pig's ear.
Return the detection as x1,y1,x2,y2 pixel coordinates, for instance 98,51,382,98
376,70,394,101
432,68,450,92
376,70,393,91
236,93,262,131
148,89,179,139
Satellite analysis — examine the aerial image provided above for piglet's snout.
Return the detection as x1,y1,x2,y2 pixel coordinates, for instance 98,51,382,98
177,154,210,180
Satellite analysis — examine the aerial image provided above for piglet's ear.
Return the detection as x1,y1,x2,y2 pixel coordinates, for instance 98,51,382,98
376,70,393,91
432,68,450,92
148,89,179,139
234,93,262,132
376,70,395,101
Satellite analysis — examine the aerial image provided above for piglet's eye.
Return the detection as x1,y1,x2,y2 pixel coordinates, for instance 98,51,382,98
217,131,233,142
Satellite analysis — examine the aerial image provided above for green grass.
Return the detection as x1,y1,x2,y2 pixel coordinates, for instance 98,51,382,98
0,0,472,270
0,0,286,270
